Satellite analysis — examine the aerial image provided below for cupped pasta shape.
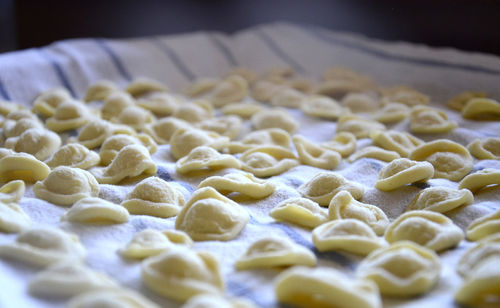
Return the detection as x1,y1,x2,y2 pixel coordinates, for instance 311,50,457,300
370,130,423,157
406,187,474,213
409,139,473,181
329,191,389,236
0,152,50,183
67,289,160,308
301,95,344,119
121,176,185,218
119,229,193,259
136,92,180,117
6,109,39,122
372,102,410,123
226,67,258,84
275,266,382,308
251,80,284,102
315,79,373,99
385,210,463,251
341,93,380,113
211,75,248,107
227,128,291,154
0,201,31,233
251,108,298,134
4,128,61,161
298,172,364,206
176,146,241,174
292,135,341,169
72,119,134,149
457,234,500,278
173,101,213,123
322,67,373,83
270,87,305,108
46,101,91,132
270,197,328,228
185,78,218,98
34,166,99,206
84,79,118,102
462,98,500,120
459,168,500,194
198,172,275,199
182,293,257,308
143,117,191,144
2,117,44,138
197,115,242,140
380,86,429,107
312,219,386,255
61,197,129,224
0,100,22,116
91,144,157,184
375,158,434,191
175,187,249,241
141,247,224,302
0,227,85,267
235,236,316,270
336,115,385,139
410,106,457,134
239,146,299,177
356,241,441,297
170,128,229,160
0,180,25,203
125,77,168,98
468,137,500,160
321,132,357,157
45,143,100,170
221,102,263,118
99,134,156,166
348,146,400,163
446,91,486,111
117,106,154,130
101,91,135,121
466,208,500,241
32,87,72,117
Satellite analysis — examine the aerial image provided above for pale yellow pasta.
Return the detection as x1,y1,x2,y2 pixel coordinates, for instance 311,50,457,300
292,135,341,169
462,98,500,120
90,144,157,184
170,128,229,160
185,78,219,98
2,117,44,138
287,78,314,94
270,87,305,108
99,134,156,166
61,197,129,224
380,86,429,107
457,234,500,277
67,289,160,308
101,91,135,121
121,176,185,218
0,100,22,116
356,241,441,297
32,87,72,117
301,95,344,119
226,67,258,84
372,102,410,123
175,187,249,241
329,191,389,236
384,210,463,251
0,180,25,203
211,75,248,107
45,143,100,170
0,152,50,183
46,101,91,132
341,93,380,113
227,128,291,154
197,115,242,140
141,247,224,302
235,236,316,270
315,79,373,99
71,119,136,149
125,77,168,98
172,100,214,123
6,109,39,122
263,67,295,81
336,115,385,139
84,80,118,102
120,229,193,259
117,106,154,130
410,105,457,134
348,146,400,163
143,117,192,144
198,172,275,199
269,197,328,228
322,67,373,83
275,266,381,308
0,201,31,233
446,91,486,111
239,146,299,177
459,168,500,194
0,227,86,267
298,172,364,206
466,208,500,241
251,108,298,133
370,130,423,157
221,102,263,118
176,146,241,174
136,92,181,117
4,128,61,161
375,158,434,191
468,137,500,160
409,139,473,181
321,132,357,157
251,80,284,102
182,293,257,308
406,186,473,213
312,219,386,255
34,166,100,206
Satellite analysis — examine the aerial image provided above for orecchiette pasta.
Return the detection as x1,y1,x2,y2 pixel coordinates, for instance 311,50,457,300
406,186,474,213
356,241,441,297
198,172,275,199
4,128,61,161
269,197,328,228
380,86,429,107
341,93,380,113
315,79,373,99
141,247,224,302
251,80,284,102
292,135,341,169
462,98,500,120
32,87,72,117
136,92,180,117
336,115,385,139
0,201,31,233
170,128,229,160
119,228,192,259
185,78,219,98
143,117,191,144
409,106,457,134
0,152,50,183
67,289,160,308
0,100,22,116
101,91,135,121
409,139,473,181
175,187,249,241
375,158,434,191
176,146,241,174
221,102,263,118
6,109,39,122
322,67,373,84
446,91,486,111
45,143,100,170
239,146,299,177
182,293,257,308
270,87,305,108
370,130,424,157
300,95,344,119
211,75,248,107
372,102,410,123
468,137,500,160
2,117,44,138
61,197,130,224
457,233,500,277
459,168,500,194
466,208,500,241
117,106,154,130
251,108,298,133
99,134,156,166
235,236,316,270
298,172,364,206
321,132,357,157
227,128,291,154
0,180,25,203
347,146,400,163
173,101,213,123
125,77,168,98
71,119,134,149
46,101,91,132
226,67,258,84
312,219,386,255
84,80,118,102
197,115,242,140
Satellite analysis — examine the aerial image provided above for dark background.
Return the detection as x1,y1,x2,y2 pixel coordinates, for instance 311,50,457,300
2,0,500,55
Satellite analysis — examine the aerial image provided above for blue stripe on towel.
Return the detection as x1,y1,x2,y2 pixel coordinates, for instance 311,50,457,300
150,38,196,81
37,48,76,97
209,34,238,67
0,77,11,100
94,38,132,81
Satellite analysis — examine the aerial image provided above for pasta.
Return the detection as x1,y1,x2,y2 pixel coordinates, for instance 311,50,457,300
466,208,500,241
292,135,342,169
446,91,486,111
176,146,241,174
211,75,248,107
321,132,357,157
298,172,364,206
32,87,73,117
61,197,130,224
0,180,25,203
301,95,344,119
172,100,213,123
185,78,218,98
227,128,291,154
251,80,284,103
144,117,192,144
372,102,410,123
336,115,385,138
125,77,168,98
462,97,500,120
0,100,22,116
457,233,500,277
221,102,263,118
2,117,44,138
251,108,298,133
409,106,457,134
117,106,155,130
468,137,500,160
239,146,299,177
45,143,100,170
198,172,275,199
459,168,500,194
269,197,328,228
347,146,400,163
99,134,156,166
101,91,135,121
197,115,242,140
4,128,61,161
84,80,118,102
136,92,181,117
169,128,229,160
380,86,429,107
370,130,424,157
67,289,160,308
406,186,474,213
0,152,51,183
375,158,434,191
46,101,91,132
119,228,192,259
182,293,257,308
341,93,380,113
71,119,135,149
270,87,305,108
0,200,31,233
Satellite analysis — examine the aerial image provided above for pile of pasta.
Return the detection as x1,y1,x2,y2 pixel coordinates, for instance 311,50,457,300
0,66,499,308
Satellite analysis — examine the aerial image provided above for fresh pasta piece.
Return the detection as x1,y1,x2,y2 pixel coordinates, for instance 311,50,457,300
348,146,400,163
270,197,328,228
321,132,357,157
227,128,291,154
341,93,380,113
298,172,364,206
0,201,31,233
0,100,22,116
99,134,156,166
185,78,219,98
375,158,434,191
372,102,410,123
275,266,382,308
28,261,118,297
322,67,373,84
0,152,50,183
175,187,249,241
182,293,257,308
315,79,373,99
2,117,44,138
312,219,386,255
385,210,463,251
0,227,85,267
136,92,180,117
46,101,91,132
34,166,99,206
121,176,185,218
45,143,100,170
251,108,298,133
226,67,258,84
67,289,160,308
459,168,500,193
292,135,341,169
119,229,192,259
198,172,275,199
125,77,168,98
6,109,39,122
406,186,473,213
380,86,429,107
462,98,500,120
409,139,473,181
221,102,263,118
466,208,500,241
61,197,129,224
336,115,385,139
32,87,72,117
176,146,241,174
235,236,316,270
0,180,24,203
356,241,441,297
4,128,61,161
197,115,242,140
101,91,135,121
262,66,295,81
211,75,248,107
117,106,154,130
468,137,500,160
301,95,344,119
90,144,157,184
370,130,424,157
446,91,486,111
457,234,500,277
170,128,229,160
71,119,135,149
240,146,299,177
84,80,118,102
144,117,191,144
173,100,213,123
329,191,389,236
410,105,457,134
251,80,284,102
141,247,224,302
270,87,305,108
